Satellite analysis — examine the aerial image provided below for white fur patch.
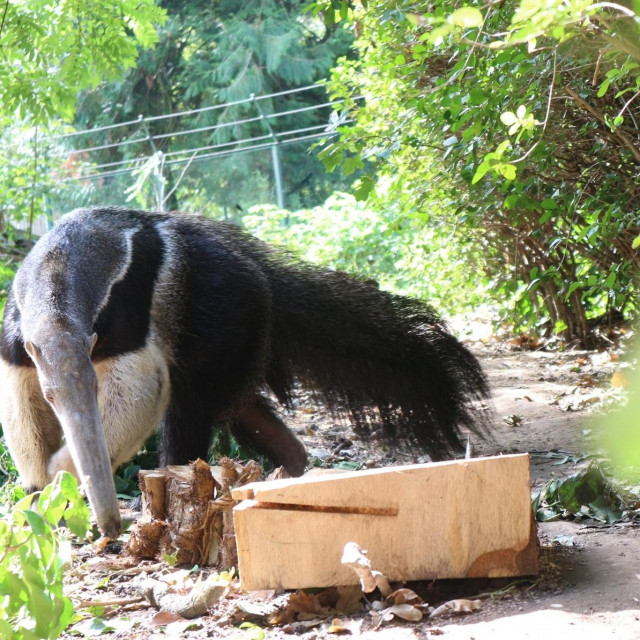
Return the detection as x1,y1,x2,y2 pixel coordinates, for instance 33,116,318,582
94,333,171,469
0,359,61,488
2,330,171,487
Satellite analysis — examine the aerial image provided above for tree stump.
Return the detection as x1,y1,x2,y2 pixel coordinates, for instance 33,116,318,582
126,457,262,567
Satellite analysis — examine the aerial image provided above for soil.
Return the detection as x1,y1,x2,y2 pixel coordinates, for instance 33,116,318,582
61,333,640,640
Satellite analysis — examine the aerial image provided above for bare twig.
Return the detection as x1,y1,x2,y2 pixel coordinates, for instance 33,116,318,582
616,89,640,120
592,50,604,87
162,150,197,208
424,5,495,96
588,2,638,19
74,596,146,609
0,0,9,44
589,21,640,61
28,127,38,245
511,49,558,164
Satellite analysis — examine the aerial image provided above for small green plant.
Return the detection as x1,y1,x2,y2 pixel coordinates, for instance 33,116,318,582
532,464,633,524
113,435,159,499
0,472,91,640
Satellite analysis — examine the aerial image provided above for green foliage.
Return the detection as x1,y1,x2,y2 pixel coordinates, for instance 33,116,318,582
0,472,91,640
532,464,632,523
243,192,488,314
0,121,93,233
0,260,18,334
69,0,355,213
209,430,275,475
0,440,18,489
312,0,640,344
603,338,640,476
113,436,159,499
0,0,166,238
0,0,166,123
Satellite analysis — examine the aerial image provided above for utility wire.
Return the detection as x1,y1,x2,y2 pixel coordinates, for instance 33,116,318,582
14,87,363,197
48,83,326,141
79,121,344,174
65,125,349,183
67,99,345,156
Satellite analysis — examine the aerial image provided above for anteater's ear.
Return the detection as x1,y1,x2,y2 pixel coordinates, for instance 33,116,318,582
24,340,38,360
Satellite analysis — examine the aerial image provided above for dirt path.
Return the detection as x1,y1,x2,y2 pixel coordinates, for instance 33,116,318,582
62,341,640,639
437,343,640,639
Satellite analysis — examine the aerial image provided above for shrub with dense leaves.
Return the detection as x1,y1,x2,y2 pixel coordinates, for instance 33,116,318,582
312,0,640,344
0,473,90,640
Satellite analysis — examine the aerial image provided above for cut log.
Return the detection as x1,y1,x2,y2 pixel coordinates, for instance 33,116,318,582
232,454,538,591
125,458,262,567
140,472,166,521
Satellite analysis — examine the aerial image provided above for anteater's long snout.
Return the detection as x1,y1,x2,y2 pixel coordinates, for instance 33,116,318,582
27,337,121,538
51,388,121,538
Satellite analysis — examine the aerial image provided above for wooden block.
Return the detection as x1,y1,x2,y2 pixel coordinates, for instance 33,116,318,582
232,454,537,591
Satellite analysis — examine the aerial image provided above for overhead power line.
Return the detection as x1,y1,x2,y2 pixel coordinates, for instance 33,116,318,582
65,125,351,183
66,98,344,156
18,85,363,209
50,83,326,141
73,120,350,176
50,86,361,190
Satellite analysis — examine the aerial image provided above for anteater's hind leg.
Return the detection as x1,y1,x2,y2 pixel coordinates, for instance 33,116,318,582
48,340,171,479
230,395,307,476
0,360,62,491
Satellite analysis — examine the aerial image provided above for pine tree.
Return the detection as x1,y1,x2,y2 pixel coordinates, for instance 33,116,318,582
69,0,354,213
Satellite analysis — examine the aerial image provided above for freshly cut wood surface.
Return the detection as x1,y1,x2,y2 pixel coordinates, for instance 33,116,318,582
233,454,537,590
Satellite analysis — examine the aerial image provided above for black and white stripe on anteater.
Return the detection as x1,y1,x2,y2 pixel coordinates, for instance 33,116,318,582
0,207,491,538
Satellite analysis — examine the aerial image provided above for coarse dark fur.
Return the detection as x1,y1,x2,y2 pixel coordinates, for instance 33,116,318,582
0,206,490,534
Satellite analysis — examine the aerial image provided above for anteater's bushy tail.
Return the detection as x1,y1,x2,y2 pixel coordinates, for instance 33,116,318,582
256,254,491,459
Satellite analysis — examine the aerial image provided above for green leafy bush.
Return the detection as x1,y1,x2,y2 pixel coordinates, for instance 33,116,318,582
312,0,640,345
0,472,90,640
244,191,489,316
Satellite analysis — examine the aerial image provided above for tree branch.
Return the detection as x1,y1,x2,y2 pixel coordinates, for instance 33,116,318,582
564,85,640,163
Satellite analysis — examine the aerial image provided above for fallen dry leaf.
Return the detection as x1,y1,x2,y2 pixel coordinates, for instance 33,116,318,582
503,414,525,427
385,603,423,621
372,602,423,628
235,599,281,620
163,619,203,636
341,541,391,596
286,590,332,621
327,617,353,634
611,371,628,388
149,611,186,627
335,585,365,614
386,588,422,606
328,617,363,635
579,374,596,387
428,598,482,619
